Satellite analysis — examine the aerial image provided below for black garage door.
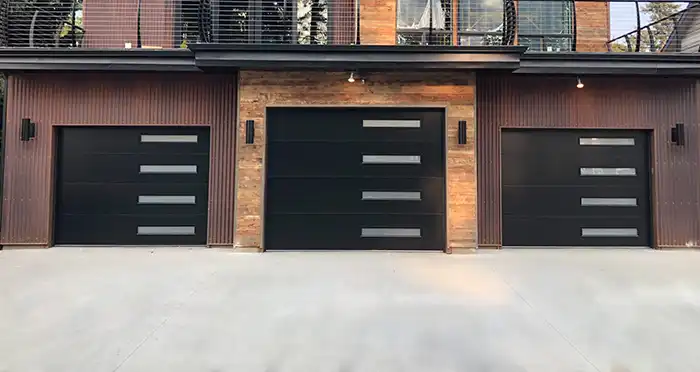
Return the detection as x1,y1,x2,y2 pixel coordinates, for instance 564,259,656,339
265,108,445,250
55,127,210,245
502,129,650,247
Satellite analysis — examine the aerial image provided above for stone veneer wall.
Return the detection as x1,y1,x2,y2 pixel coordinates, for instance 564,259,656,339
235,71,476,251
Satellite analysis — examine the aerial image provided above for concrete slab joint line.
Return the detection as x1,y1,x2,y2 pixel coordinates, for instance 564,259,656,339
493,264,603,372
110,267,219,372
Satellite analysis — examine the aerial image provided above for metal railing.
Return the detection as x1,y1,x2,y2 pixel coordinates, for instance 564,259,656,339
1,0,699,53
395,0,700,53
0,0,359,48
1,0,85,47
606,1,700,52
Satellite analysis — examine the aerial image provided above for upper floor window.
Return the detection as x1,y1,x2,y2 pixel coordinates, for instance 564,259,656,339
457,0,504,46
397,0,453,45
517,0,574,52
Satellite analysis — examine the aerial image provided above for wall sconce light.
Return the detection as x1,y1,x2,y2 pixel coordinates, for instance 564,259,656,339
576,76,584,89
671,122,685,146
458,120,467,145
20,118,36,142
347,71,366,84
245,120,255,144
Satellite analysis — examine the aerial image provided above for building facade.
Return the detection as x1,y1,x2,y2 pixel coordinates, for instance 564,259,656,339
1,0,699,251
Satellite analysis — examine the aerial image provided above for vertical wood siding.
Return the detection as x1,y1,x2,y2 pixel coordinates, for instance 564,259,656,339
477,74,700,248
2,72,237,246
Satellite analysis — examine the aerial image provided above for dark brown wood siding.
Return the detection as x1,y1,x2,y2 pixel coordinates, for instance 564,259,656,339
2,72,237,246
477,74,700,248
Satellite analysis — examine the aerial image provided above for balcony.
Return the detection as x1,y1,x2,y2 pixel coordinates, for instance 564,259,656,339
395,0,700,53
0,0,359,48
0,0,698,54
606,1,700,53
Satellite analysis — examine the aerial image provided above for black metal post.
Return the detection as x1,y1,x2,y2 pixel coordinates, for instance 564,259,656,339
71,0,76,47
428,0,433,45
635,1,641,52
137,0,142,47
0,75,6,249
571,0,577,52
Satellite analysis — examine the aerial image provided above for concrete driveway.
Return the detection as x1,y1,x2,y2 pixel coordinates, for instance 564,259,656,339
1,248,700,372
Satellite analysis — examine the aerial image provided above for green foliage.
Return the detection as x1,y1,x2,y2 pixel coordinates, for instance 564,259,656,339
643,2,682,51
6,0,82,47
59,9,82,39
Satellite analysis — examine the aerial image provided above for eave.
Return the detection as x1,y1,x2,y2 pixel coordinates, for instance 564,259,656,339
517,52,700,75
1,47,700,77
188,44,528,71
0,48,198,72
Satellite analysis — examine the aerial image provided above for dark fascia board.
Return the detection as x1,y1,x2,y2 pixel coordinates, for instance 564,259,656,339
0,48,198,72
517,52,700,75
189,44,528,70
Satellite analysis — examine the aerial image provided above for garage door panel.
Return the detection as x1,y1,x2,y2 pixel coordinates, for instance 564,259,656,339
267,142,442,178
266,108,442,143
502,129,650,247
56,214,207,245
60,127,210,154
265,177,444,214
265,108,445,251
58,183,208,214
503,216,649,246
502,131,648,186
502,159,646,186
503,185,648,217
56,127,210,246
59,153,210,183
265,214,444,250
503,130,645,150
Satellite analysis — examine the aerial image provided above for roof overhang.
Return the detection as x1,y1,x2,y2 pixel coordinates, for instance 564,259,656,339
188,44,527,70
0,48,198,72
1,47,700,77
517,52,700,75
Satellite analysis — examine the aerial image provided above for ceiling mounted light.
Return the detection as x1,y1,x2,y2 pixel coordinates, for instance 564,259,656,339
348,72,356,83
576,77,584,89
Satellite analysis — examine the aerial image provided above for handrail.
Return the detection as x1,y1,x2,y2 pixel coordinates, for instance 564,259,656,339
26,1,84,48
503,0,516,46
606,2,700,51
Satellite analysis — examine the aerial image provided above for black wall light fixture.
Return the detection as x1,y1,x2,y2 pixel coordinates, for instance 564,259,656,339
245,120,255,144
671,122,685,146
20,118,36,142
458,120,467,145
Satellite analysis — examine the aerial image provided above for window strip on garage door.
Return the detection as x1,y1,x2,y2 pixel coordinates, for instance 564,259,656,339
579,138,635,146
363,120,421,128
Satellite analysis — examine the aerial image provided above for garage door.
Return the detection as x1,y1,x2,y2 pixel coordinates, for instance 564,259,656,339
55,127,210,245
502,129,650,247
265,108,445,250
